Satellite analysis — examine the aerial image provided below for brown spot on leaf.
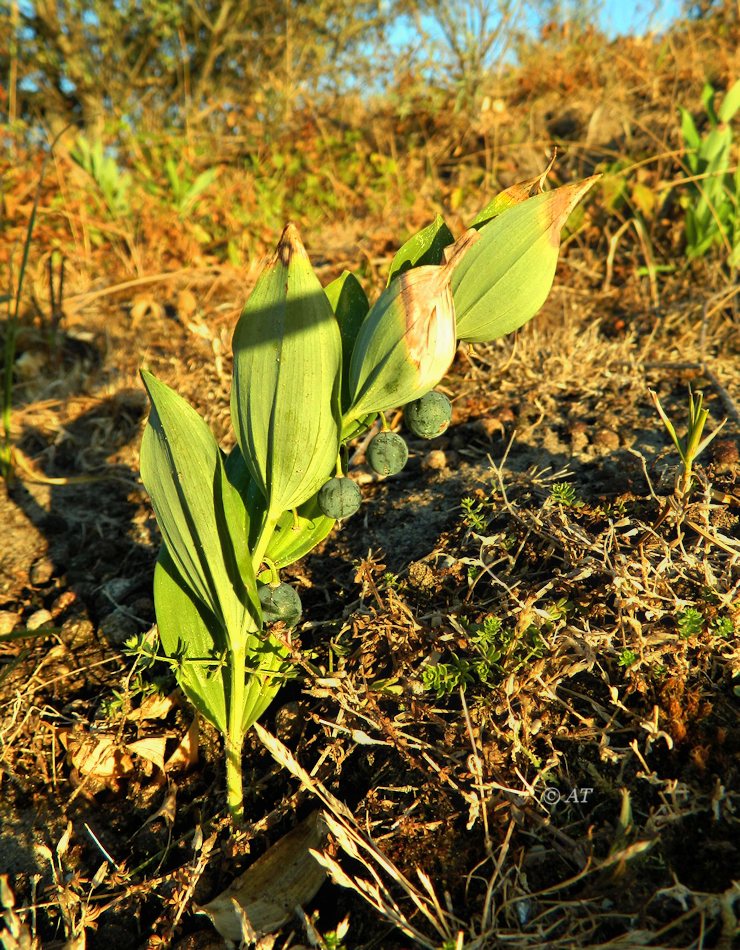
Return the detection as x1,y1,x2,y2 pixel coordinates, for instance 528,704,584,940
276,222,307,267
547,175,601,247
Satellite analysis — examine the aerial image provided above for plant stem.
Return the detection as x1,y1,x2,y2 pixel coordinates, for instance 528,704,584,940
225,643,247,825
251,512,279,576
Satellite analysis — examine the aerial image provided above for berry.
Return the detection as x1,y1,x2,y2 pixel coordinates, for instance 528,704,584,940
259,582,302,627
367,431,409,476
404,391,452,439
317,476,362,519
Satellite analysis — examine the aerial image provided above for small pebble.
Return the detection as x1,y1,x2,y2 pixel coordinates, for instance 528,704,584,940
422,449,450,471
60,616,94,648
26,608,53,630
52,590,78,614
0,610,20,636
102,577,135,603
711,439,739,474
29,555,55,586
471,416,505,440
570,421,589,452
99,607,140,646
593,428,620,451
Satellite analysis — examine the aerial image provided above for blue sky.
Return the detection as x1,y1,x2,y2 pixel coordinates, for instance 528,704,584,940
598,0,681,35
389,1,684,61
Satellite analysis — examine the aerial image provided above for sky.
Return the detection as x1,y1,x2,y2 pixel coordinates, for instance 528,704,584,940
389,0,685,64
597,0,682,36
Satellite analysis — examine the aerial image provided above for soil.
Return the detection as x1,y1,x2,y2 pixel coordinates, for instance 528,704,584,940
1,175,739,950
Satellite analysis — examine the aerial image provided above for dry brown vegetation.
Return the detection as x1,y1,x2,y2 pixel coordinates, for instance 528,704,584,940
1,8,739,949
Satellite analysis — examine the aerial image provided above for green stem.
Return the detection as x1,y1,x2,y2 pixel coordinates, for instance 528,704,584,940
225,643,247,825
251,512,279,576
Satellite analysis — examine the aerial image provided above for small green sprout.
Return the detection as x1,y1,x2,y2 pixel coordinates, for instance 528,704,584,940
422,615,545,697
710,615,734,638
461,496,487,531
677,607,704,638
618,649,638,668
549,481,582,507
649,387,726,496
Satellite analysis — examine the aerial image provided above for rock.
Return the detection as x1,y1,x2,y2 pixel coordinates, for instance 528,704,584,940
711,439,739,475
422,449,458,471
60,616,94,648
0,610,20,636
99,607,140,646
593,428,620,452
29,555,55,586
26,608,53,630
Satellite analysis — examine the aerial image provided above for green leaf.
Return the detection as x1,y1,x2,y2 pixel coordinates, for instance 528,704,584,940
387,215,455,284
155,546,290,737
679,108,701,173
701,82,718,125
154,546,229,734
452,178,599,344
231,224,342,521
265,493,335,569
325,270,369,413
718,79,740,123
140,370,260,642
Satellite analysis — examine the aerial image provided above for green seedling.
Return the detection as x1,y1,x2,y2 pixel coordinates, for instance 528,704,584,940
649,387,726,496
677,607,704,639
164,158,219,217
71,134,132,217
139,171,598,824
678,79,740,266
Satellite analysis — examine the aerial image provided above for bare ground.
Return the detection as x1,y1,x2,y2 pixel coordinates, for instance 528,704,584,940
1,227,738,950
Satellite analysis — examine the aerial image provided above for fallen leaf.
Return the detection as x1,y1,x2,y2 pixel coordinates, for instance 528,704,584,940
165,717,199,771
199,811,328,941
126,736,168,773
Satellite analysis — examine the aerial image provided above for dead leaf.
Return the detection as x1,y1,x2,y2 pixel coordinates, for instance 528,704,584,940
129,691,178,722
165,717,199,771
130,294,164,325
199,811,328,941
176,288,198,320
126,736,168,773
59,729,134,783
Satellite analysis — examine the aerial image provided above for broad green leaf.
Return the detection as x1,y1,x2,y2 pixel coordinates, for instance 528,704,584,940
240,642,291,734
265,494,335,569
155,547,289,737
387,215,455,284
141,371,259,641
231,224,342,520
718,79,740,122
698,126,731,167
471,153,556,229
325,270,369,413
452,177,599,344
223,443,267,549
154,546,229,734
347,232,478,419
225,441,334,570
